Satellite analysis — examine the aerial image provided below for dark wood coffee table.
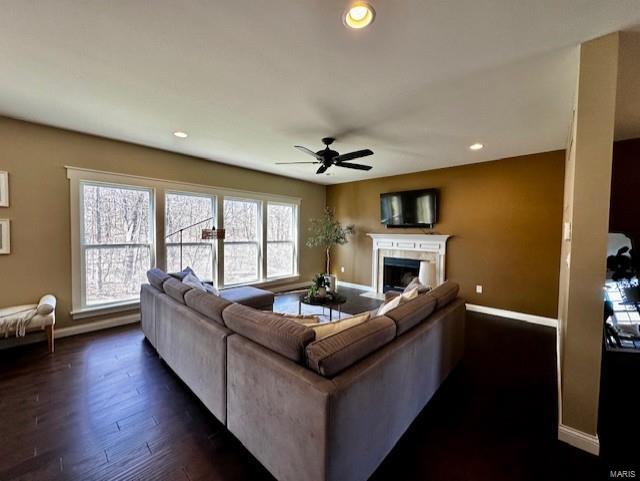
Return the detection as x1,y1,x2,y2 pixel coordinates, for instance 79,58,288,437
298,292,347,321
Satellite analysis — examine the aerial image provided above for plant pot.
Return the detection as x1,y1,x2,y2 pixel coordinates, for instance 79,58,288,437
325,274,337,292
318,287,327,298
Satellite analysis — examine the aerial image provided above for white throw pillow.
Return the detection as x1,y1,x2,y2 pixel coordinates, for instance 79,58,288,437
377,295,403,316
401,286,419,302
204,283,220,296
182,272,206,291
312,312,371,340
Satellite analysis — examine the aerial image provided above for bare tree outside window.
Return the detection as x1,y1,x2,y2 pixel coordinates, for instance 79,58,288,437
267,203,296,278
82,183,153,305
165,192,215,281
224,198,260,284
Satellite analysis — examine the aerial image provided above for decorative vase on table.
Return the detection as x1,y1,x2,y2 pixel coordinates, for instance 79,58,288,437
318,287,327,298
325,274,337,293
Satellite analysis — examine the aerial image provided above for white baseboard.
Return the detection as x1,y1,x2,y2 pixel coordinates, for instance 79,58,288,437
337,280,374,291
466,303,558,328
558,424,600,456
56,313,140,338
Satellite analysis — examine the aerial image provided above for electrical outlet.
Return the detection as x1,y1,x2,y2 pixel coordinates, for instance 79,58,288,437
340,266,345,273
476,285,483,294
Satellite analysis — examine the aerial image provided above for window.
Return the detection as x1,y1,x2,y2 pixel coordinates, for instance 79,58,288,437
165,192,215,282
81,182,153,307
267,202,297,278
224,198,261,285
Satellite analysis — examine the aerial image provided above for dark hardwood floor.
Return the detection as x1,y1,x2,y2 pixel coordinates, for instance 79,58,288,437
0,291,607,481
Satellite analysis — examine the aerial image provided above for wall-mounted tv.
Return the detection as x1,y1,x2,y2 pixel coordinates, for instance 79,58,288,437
380,188,438,227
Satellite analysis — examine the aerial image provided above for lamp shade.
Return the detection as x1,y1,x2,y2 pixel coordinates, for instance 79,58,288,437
418,261,436,288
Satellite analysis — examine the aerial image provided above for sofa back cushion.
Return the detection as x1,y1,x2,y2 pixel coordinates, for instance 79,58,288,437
385,293,437,336
163,277,192,304
147,268,170,291
222,303,315,362
184,289,231,326
429,281,460,309
305,316,396,377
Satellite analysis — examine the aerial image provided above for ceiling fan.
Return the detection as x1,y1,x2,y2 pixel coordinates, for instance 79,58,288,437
276,137,373,174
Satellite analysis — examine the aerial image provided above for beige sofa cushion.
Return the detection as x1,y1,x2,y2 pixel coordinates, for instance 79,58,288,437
384,292,437,336
306,316,396,377
163,277,192,304
430,281,460,309
222,303,315,362
147,268,170,291
184,289,231,326
311,312,371,340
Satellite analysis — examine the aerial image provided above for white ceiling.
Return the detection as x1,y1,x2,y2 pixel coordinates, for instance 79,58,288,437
1,1,640,185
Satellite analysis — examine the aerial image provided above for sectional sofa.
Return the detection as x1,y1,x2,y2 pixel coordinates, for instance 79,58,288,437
141,269,465,481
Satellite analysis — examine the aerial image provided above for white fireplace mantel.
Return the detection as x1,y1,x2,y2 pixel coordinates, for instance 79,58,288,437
367,233,451,293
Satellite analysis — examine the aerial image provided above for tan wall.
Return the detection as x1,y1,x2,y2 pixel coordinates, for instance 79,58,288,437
327,151,565,318
558,33,619,437
0,117,325,328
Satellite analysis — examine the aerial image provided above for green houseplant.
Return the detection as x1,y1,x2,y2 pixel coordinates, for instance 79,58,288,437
306,207,355,291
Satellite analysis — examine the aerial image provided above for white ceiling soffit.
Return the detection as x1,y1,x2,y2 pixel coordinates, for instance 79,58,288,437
1,1,640,185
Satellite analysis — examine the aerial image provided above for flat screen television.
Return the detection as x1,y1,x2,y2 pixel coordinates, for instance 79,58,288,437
380,188,438,227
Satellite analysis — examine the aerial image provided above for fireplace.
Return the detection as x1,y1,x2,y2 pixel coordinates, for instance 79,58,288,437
367,233,451,294
383,257,420,293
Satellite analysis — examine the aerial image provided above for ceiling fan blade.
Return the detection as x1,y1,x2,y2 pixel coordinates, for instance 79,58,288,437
335,162,372,171
275,161,320,165
333,149,374,162
316,164,330,174
294,145,323,160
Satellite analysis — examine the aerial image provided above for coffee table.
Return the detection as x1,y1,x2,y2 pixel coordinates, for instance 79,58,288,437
298,292,347,321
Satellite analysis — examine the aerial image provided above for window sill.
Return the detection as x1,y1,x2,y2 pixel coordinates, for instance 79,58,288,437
222,274,301,290
71,301,140,320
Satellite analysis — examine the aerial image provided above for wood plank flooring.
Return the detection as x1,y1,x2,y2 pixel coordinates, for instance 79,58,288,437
0,291,607,480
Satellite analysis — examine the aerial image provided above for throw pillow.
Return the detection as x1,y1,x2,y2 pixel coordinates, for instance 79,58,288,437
312,312,371,340
182,272,206,291
273,312,322,324
204,283,220,296
403,277,431,294
170,266,196,281
377,295,403,316
401,286,420,302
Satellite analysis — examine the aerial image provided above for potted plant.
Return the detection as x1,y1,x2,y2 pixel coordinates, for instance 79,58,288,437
311,273,328,298
306,207,355,291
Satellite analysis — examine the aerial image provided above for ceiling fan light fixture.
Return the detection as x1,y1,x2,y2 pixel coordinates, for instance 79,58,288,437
344,2,375,29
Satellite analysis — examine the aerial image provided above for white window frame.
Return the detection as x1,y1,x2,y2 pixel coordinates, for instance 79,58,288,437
223,196,263,287
78,180,156,314
165,190,217,283
265,201,299,280
67,166,301,319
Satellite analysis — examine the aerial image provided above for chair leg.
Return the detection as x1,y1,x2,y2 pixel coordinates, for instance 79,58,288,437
45,325,54,353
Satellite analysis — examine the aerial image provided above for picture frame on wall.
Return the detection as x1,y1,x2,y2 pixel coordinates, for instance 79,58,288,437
0,171,8,207
0,219,10,254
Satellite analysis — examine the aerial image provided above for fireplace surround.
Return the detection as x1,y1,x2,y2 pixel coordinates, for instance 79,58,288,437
367,233,451,294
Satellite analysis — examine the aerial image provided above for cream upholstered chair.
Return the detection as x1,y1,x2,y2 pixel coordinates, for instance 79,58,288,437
0,295,57,352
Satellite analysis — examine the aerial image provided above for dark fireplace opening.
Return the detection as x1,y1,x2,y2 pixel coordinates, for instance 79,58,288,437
383,257,420,293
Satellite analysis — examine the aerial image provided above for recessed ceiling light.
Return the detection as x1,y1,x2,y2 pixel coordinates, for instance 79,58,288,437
173,131,188,138
469,143,484,151
343,2,375,29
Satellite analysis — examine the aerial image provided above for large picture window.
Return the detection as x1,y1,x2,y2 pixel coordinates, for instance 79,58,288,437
267,202,297,278
223,198,261,285
81,182,153,307
165,192,216,282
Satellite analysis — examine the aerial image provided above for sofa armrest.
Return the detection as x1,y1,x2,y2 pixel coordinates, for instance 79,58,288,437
226,335,335,481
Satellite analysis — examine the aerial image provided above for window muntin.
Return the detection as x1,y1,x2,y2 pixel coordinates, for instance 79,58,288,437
81,182,153,307
165,192,216,281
